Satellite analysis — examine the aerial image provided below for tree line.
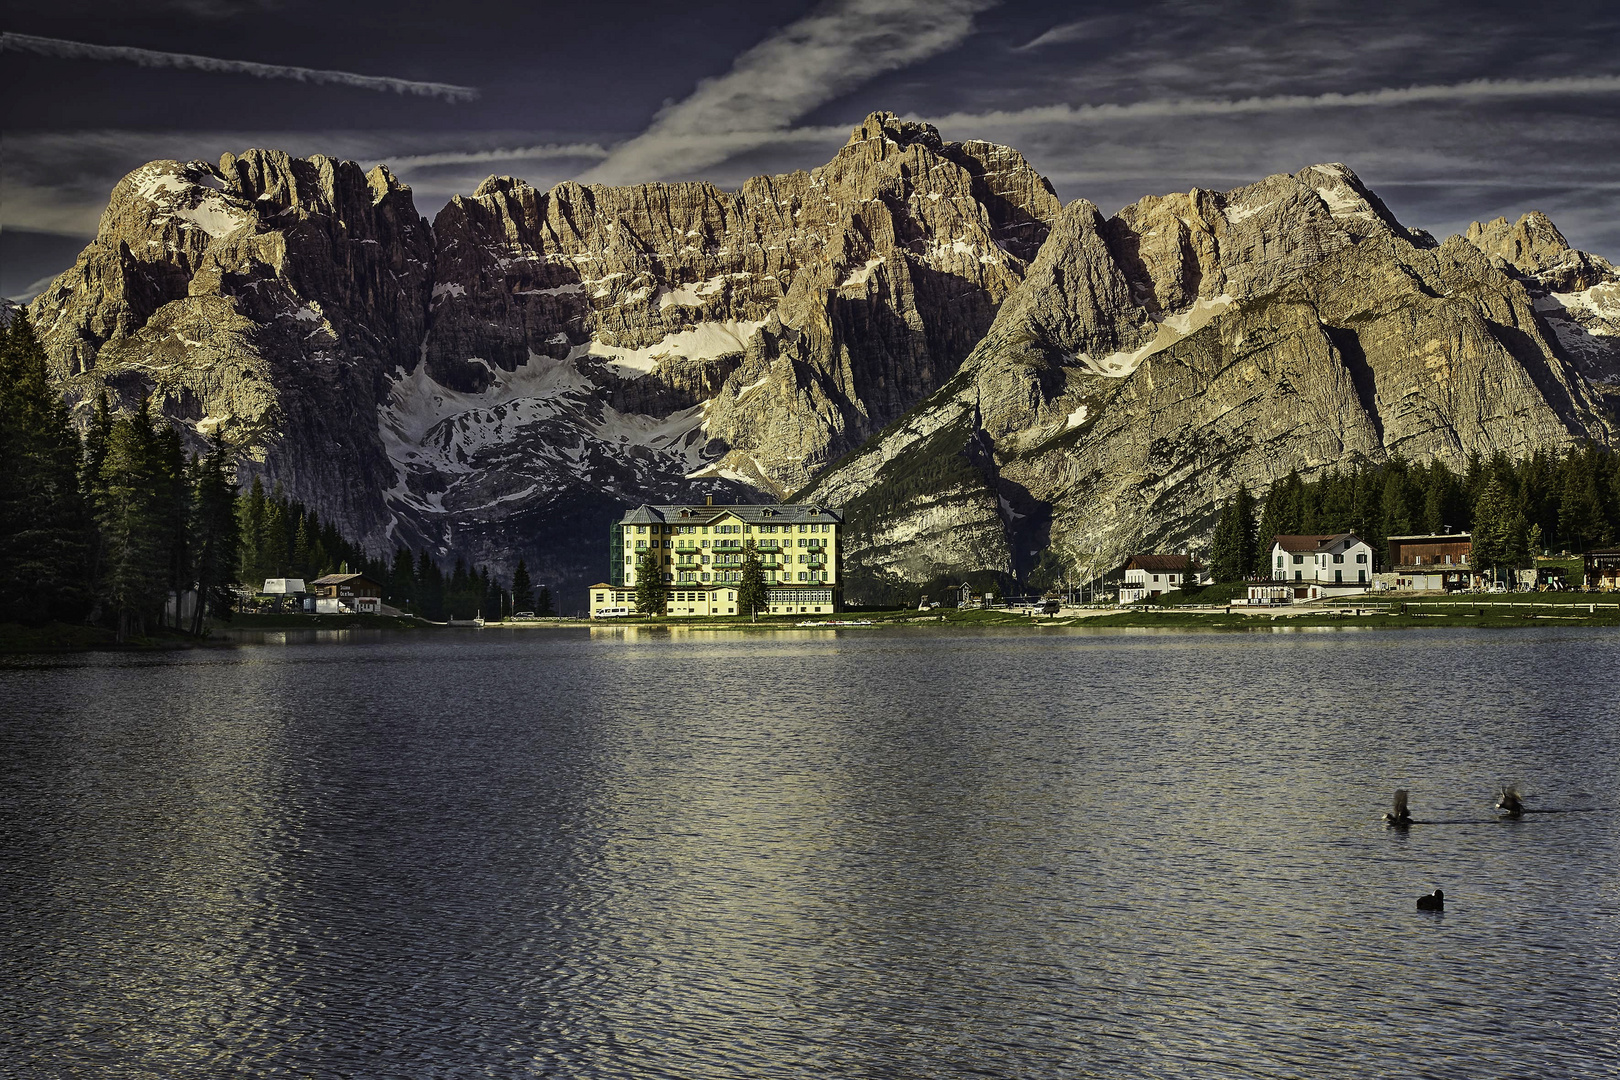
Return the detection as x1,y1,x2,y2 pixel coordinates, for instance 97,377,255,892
1207,445,1620,581
1,314,239,640
1,312,547,636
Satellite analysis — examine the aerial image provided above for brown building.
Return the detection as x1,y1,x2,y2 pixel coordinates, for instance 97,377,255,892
1387,533,1472,571
1585,548,1620,591
309,572,385,614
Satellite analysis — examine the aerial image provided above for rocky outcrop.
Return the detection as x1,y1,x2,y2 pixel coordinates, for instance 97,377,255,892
379,112,1059,591
26,132,1617,606
28,152,434,545
28,115,1062,600
1463,212,1620,388
802,166,1615,591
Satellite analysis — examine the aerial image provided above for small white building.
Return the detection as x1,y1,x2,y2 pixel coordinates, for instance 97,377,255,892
1257,533,1373,601
262,578,307,594
1120,554,1200,603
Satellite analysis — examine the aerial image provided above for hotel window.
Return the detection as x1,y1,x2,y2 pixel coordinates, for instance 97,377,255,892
1293,554,1303,564
1333,554,1343,563
1357,553,1368,563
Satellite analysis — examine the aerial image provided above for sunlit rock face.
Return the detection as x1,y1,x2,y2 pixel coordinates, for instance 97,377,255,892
29,151,434,548
1463,211,1620,390
801,165,1615,594
30,113,1060,597
28,131,1615,604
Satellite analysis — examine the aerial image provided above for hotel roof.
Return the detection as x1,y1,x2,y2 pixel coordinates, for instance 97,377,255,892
618,502,842,525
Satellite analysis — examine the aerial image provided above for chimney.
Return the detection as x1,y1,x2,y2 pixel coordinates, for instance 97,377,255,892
705,494,713,506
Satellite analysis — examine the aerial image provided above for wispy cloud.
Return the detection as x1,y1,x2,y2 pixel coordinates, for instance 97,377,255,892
0,32,479,102
923,75,1620,129
388,143,609,169
579,0,998,185
1014,17,1123,52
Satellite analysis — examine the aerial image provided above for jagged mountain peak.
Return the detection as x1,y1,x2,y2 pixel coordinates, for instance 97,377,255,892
26,131,1617,605
845,110,945,152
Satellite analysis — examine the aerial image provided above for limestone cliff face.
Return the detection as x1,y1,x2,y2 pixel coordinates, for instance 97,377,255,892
381,112,1058,590
28,152,434,545
27,133,1617,606
1463,212,1620,389
803,166,1614,591
28,116,1060,599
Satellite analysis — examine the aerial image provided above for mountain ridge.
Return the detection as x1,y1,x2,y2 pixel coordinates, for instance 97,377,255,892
26,113,1619,602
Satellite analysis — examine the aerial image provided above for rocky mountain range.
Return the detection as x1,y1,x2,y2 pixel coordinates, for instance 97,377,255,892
26,112,1619,604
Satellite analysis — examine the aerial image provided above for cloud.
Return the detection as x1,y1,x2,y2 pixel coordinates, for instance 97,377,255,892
0,32,479,102
921,75,1620,130
388,143,610,169
1014,17,1123,52
579,0,998,185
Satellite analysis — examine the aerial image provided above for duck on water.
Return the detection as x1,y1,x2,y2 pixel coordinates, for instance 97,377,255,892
1383,789,1413,827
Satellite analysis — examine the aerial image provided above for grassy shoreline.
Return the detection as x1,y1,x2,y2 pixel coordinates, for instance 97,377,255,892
9,598,1617,653
0,621,234,654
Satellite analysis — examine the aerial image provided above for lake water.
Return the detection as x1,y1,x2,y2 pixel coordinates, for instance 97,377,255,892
4,626,1618,1078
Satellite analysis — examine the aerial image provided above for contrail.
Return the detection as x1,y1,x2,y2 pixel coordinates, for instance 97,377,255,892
389,143,610,168
0,32,479,103
922,76,1620,129
580,0,998,184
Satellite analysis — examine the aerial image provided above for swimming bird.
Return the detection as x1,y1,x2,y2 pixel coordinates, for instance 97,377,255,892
1384,789,1413,827
1417,889,1444,911
1496,786,1525,818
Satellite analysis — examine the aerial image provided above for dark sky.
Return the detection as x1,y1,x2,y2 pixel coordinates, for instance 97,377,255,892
5,0,1620,299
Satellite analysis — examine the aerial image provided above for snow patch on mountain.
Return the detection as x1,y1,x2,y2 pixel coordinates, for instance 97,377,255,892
1075,295,1234,378
567,320,765,378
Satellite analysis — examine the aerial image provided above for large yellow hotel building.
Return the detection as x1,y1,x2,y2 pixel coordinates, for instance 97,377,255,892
589,499,843,617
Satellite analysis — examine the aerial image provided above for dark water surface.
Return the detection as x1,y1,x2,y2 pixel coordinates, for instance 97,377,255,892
4,626,1618,1078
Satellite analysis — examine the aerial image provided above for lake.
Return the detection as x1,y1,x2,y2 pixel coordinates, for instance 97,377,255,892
4,626,1618,1077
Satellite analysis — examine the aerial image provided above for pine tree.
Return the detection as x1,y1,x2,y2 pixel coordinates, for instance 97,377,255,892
1208,484,1255,581
238,476,267,586
188,435,240,633
293,515,313,579
0,311,89,625
634,551,667,615
262,488,290,577
1254,472,1302,573
536,585,554,616
1471,473,1516,582
153,423,190,628
738,541,768,614
96,403,169,641
390,548,416,610
511,558,533,613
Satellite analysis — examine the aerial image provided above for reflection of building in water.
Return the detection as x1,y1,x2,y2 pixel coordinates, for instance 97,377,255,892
589,497,841,617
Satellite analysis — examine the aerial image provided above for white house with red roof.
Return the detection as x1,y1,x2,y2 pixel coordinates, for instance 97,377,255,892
1256,533,1373,601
